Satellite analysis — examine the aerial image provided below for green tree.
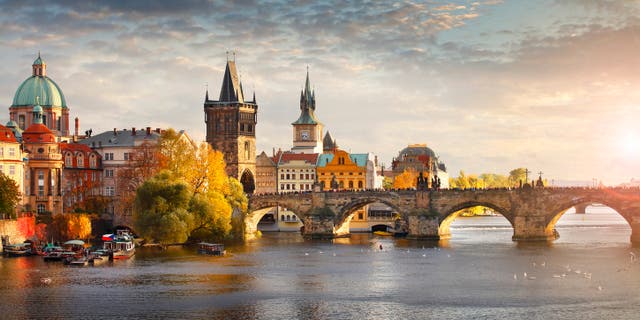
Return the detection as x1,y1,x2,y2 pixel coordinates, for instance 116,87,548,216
133,172,194,245
0,172,21,218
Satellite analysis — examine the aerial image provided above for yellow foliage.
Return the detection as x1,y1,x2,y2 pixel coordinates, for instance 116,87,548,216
393,168,419,189
51,213,92,240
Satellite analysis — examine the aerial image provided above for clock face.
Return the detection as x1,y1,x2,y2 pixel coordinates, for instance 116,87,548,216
301,130,310,140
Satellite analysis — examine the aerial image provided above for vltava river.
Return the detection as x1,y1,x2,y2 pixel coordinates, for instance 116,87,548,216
0,207,639,320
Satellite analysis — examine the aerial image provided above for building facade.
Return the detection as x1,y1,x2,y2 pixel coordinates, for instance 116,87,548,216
317,149,367,191
80,127,162,222
0,123,25,213
277,152,318,193
60,142,102,213
22,106,63,215
391,144,449,189
255,151,277,194
204,59,258,193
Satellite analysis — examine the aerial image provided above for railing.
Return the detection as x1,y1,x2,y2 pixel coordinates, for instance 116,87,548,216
29,154,62,160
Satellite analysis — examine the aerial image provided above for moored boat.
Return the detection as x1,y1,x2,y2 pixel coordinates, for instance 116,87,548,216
197,242,225,256
103,230,135,259
2,243,32,257
373,231,393,236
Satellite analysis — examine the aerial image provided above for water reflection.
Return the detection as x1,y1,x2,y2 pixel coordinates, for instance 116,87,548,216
0,208,639,319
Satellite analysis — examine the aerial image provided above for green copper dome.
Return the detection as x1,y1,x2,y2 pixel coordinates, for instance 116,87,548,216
12,75,67,108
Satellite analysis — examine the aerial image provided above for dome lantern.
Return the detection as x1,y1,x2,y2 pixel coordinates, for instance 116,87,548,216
32,52,46,77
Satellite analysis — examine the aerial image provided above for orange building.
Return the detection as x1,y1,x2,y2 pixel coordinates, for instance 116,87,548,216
22,105,63,215
316,149,367,191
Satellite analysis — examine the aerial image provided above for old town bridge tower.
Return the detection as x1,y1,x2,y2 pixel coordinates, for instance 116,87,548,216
204,57,257,193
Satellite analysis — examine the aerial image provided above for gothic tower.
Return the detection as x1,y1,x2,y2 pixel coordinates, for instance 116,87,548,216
204,57,257,193
291,69,323,154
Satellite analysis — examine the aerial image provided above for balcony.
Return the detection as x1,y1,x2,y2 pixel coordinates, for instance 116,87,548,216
30,154,62,161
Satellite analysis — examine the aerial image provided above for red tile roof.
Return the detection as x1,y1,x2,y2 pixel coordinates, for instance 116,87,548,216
22,123,56,143
278,152,319,165
0,124,17,143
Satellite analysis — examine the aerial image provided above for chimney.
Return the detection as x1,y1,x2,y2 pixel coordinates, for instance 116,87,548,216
132,127,136,135
74,117,79,137
146,127,151,135
272,148,275,157
113,128,117,136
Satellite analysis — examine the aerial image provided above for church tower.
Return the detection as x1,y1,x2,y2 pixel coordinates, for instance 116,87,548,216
291,69,323,154
204,57,257,193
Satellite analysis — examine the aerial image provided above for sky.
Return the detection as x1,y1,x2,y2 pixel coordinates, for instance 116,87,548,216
0,0,639,185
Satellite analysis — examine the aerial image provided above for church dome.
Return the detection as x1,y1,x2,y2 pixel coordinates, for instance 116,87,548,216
12,76,67,108
11,54,67,108
398,144,436,158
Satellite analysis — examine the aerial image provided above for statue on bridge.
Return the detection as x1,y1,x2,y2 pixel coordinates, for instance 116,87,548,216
417,172,429,191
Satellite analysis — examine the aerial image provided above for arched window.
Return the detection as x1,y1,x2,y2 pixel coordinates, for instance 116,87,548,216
77,153,84,168
339,181,344,189
281,215,285,221
37,204,46,214
89,154,97,168
65,153,72,167
358,181,363,189
348,181,354,189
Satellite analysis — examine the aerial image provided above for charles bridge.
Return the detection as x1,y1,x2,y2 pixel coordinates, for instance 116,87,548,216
246,188,640,243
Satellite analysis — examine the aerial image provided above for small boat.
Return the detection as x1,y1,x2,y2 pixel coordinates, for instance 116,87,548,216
2,243,32,257
43,246,66,261
197,242,225,256
373,231,393,237
65,255,88,266
103,230,135,260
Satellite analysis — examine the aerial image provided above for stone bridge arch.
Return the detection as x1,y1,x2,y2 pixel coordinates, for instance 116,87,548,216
542,191,635,238
437,200,514,239
246,193,314,235
333,196,406,236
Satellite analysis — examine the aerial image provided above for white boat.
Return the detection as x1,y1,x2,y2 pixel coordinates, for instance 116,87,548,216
102,230,135,260
2,243,32,257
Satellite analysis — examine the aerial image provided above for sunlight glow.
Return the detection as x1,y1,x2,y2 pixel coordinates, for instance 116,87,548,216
620,132,640,158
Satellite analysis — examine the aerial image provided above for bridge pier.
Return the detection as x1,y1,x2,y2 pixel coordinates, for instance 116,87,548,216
406,214,441,240
511,215,558,241
574,204,588,214
302,216,337,239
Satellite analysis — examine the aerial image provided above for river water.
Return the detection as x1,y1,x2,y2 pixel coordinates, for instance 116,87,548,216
1,207,639,320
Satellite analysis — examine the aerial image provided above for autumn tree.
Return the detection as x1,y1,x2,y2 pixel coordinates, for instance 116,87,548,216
0,172,21,219
133,172,194,245
393,168,419,189
50,213,92,241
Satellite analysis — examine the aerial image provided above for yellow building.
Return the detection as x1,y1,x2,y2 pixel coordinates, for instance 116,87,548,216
316,149,367,190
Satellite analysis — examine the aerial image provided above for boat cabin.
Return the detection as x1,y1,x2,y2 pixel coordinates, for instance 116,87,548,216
197,242,225,256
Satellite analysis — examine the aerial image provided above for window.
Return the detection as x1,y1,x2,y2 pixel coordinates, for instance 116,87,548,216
280,184,284,190
18,115,25,130
105,186,115,196
38,171,45,196
104,153,114,161
105,169,114,178
286,174,290,180
358,213,364,220
281,215,285,221
9,148,15,157
65,154,72,167
124,153,131,161
37,204,46,214
9,165,15,176
248,124,252,132
244,141,250,160
358,181,363,189
0,148,3,157
89,155,97,168
280,174,284,180
349,181,354,189
0,164,3,173
77,154,84,168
